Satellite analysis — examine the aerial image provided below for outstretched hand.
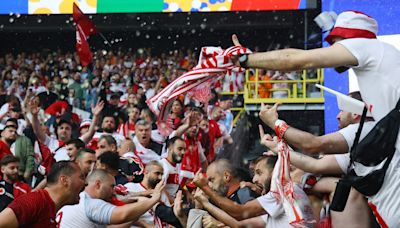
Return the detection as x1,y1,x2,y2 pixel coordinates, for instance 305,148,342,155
28,99,40,116
152,179,166,200
194,188,209,205
232,34,242,47
193,169,208,188
259,125,279,153
231,34,243,67
173,190,185,218
91,100,105,117
259,103,281,129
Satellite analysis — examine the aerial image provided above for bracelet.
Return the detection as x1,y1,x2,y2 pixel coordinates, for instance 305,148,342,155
274,119,289,139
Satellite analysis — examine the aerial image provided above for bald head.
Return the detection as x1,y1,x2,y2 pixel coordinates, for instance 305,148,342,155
85,169,115,201
118,139,136,156
206,159,238,196
207,159,238,178
87,169,114,184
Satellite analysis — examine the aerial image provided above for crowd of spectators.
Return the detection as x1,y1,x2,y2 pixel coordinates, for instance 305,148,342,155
0,40,377,227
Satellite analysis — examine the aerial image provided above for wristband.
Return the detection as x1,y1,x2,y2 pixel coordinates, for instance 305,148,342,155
238,54,248,68
274,119,289,139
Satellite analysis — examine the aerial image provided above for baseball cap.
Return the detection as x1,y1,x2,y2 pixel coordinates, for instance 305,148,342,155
79,119,92,130
325,11,378,45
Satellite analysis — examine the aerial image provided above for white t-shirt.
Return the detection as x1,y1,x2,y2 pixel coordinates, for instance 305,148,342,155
124,182,170,228
44,135,69,162
132,136,161,164
57,192,116,228
334,121,376,174
338,38,400,227
256,185,314,228
159,158,183,198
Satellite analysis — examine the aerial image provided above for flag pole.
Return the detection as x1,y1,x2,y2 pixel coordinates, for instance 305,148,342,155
99,32,112,47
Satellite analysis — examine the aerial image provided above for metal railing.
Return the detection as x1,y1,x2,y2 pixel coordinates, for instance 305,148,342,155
219,69,324,126
244,69,324,104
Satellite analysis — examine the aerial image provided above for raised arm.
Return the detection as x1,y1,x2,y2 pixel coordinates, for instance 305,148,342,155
195,190,266,228
231,34,358,71
259,125,344,175
28,99,46,143
110,180,165,224
259,104,349,154
193,170,265,220
174,112,200,137
80,100,104,144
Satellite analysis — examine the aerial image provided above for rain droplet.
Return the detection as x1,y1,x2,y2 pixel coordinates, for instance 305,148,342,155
157,35,161,39
136,16,141,21
103,16,107,20
102,50,107,55
175,34,179,38
191,29,196,34
103,41,108,45
66,20,70,24
9,18,14,23
136,31,141,36
9,12,13,16
16,13,21,18
203,18,207,22
173,41,177,45
0,25,3,29
200,23,206,29
114,38,119,42
110,40,114,44
145,34,150,39
119,38,123,42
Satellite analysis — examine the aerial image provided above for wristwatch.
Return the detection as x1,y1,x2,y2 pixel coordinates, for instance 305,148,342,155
238,54,248,68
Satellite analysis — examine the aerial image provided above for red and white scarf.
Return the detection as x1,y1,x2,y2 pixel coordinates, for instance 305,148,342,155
272,120,313,227
146,46,251,135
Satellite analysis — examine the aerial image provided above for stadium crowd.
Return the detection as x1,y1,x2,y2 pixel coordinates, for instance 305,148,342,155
0,10,398,228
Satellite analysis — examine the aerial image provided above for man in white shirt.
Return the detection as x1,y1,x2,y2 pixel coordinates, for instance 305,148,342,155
125,161,171,228
159,136,186,199
57,169,164,228
231,10,400,227
133,120,162,164
194,156,314,227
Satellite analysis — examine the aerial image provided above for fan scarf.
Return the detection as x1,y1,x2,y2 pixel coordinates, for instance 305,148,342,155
273,120,313,227
146,46,251,135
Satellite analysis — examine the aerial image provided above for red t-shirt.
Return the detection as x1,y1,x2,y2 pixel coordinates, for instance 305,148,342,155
0,140,12,177
0,140,11,161
181,135,202,174
8,189,57,228
207,120,223,162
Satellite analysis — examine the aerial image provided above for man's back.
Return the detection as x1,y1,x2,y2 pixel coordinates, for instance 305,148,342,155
338,37,400,227
338,38,400,121
57,191,115,228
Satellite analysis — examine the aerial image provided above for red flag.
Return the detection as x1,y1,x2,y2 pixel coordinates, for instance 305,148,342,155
73,3,97,67
76,25,93,67
72,3,98,36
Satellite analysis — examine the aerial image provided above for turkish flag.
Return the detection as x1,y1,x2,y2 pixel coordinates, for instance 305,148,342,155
76,25,93,66
73,3,97,66
73,3,98,36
